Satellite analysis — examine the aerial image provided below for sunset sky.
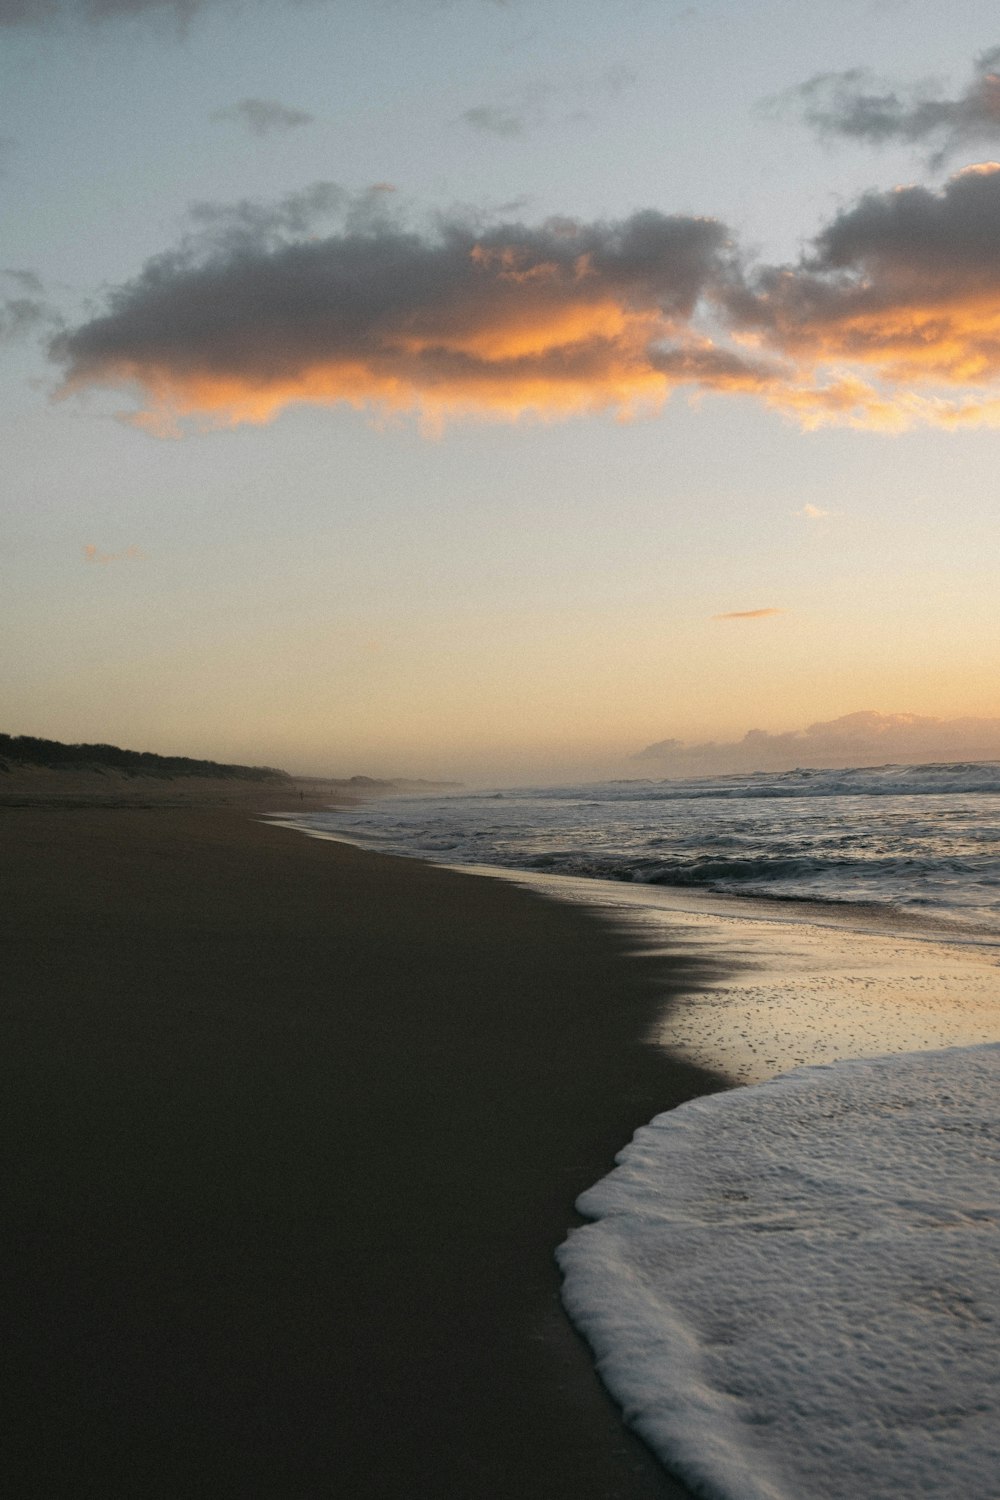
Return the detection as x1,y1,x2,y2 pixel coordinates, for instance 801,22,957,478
4,0,1000,783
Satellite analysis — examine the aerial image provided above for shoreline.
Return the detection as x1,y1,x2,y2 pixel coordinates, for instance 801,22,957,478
277,818,1000,1087
495,866,1000,1084
1,797,729,1497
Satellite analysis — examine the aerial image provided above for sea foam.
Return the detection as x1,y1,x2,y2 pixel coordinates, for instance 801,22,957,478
557,1044,1000,1500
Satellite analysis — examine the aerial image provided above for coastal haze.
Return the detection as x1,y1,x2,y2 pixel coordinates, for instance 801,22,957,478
4,0,1000,782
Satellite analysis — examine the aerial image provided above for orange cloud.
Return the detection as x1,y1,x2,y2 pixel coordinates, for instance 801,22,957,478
51,168,1000,434
50,211,779,432
712,608,783,621
83,543,145,564
94,311,679,433
726,163,1000,428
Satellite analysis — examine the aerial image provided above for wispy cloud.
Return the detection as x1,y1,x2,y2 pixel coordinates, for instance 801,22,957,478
638,710,1000,774
765,47,1000,166
459,64,637,141
712,607,783,620
212,98,314,137
0,0,514,29
0,0,196,27
83,542,145,563
797,503,829,519
4,267,43,293
1,267,58,343
183,181,396,254
1,297,48,342
50,163,1000,434
461,104,529,138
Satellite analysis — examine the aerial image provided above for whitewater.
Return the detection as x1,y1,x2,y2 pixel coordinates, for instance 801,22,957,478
559,1045,1000,1500
282,760,1000,1500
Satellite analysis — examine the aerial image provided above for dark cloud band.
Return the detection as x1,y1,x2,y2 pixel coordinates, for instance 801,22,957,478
50,167,1000,432
52,207,756,429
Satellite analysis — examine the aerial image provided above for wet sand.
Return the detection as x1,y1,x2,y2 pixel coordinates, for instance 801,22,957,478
0,796,728,1498
496,871,1000,1085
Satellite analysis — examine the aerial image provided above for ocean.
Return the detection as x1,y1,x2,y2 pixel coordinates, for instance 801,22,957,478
281,760,1000,1500
290,760,1000,935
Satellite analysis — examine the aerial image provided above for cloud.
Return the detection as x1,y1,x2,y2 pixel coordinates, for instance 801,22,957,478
51,205,759,432
184,181,357,251
712,607,782,620
51,165,1000,433
0,0,518,28
83,542,145,563
1,297,49,341
459,65,638,141
598,63,638,97
797,503,829,518
769,48,1000,165
1,268,57,343
723,162,1000,429
212,98,314,137
4,267,43,293
461,105,528,138
0,0,199,27
637,710,1000,774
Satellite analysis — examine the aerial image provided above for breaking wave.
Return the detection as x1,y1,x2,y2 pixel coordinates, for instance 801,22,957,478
287,759,1000,932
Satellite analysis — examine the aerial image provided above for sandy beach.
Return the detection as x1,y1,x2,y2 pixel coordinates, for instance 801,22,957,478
0,779,728,1498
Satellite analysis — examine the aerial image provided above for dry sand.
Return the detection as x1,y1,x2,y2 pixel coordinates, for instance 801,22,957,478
0,783,728,1498
0,763,363,810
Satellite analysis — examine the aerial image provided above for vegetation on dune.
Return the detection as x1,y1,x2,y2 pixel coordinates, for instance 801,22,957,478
0,734,289,782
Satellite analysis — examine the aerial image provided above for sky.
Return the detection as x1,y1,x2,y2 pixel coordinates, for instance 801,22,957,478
4,0,1000,784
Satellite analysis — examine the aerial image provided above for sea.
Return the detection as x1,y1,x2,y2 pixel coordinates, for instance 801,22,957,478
292,759,1000,934
282,760,1000,1500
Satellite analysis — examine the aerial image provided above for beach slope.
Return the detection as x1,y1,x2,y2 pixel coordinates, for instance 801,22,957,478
0,801,725,1498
